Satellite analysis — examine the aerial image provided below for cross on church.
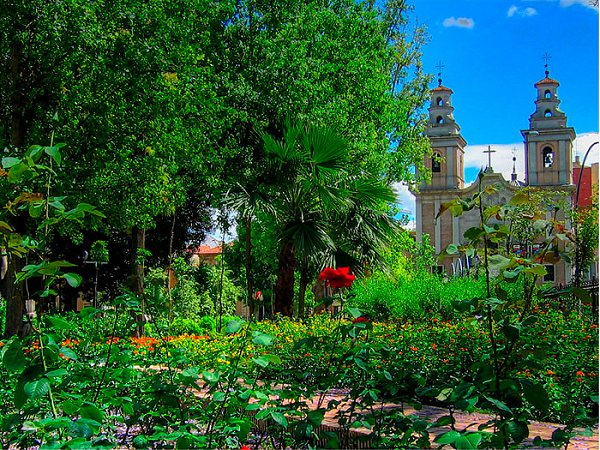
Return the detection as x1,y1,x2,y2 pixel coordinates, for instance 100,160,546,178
435,61,445,86
483,145,496,173
543,52,552,74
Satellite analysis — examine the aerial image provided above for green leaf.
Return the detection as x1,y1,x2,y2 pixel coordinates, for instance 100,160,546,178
2,339,26,372
60,347,78,360
488,254,511,270
454,433,482,449
503,323,521,341
347,307,362,318
48,316,74,330
80,404,104,423
63,273,82,288
44,146,62,165
435,430,461,444
252,331,274,346
484,395,512,414
270,411,288,428
445,243,459,255
46,368,68,378
28,202,43,220
24,377,50,399
203,371,219,383
507,420,529,441
523,381,550,412
2,157,21,168
62,399,81,415
225,319,242,333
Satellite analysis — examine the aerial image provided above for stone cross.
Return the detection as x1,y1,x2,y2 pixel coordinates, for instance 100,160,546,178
483,145,496,173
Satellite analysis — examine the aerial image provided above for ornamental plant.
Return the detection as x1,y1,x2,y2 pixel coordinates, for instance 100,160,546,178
318,267,356,289
432,172,597,448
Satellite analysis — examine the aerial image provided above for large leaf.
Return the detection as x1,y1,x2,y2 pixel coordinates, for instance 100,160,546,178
24,377,50,399
2,339,26,372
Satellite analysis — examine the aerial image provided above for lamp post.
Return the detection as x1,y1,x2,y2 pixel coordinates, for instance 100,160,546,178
573,141,599,288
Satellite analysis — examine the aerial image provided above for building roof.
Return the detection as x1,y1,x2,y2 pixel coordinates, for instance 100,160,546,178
534,76,559,87
431,85,453,93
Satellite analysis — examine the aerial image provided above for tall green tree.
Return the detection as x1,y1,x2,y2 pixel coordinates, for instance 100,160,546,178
219,0,430,181
0,1,237,308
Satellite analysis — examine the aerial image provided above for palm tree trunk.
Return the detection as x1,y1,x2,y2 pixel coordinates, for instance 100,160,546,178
274,241,295,316
298,260,309,318
245,216,254,318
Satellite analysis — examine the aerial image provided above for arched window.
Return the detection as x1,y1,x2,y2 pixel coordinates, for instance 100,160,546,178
542,147,554,168
432,153,441,172
436,116,444,125
436,97,443,106
544,90,552,99
544,109,552,118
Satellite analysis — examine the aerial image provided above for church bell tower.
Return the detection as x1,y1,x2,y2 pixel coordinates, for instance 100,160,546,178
420,74,467,191
521,64,575,186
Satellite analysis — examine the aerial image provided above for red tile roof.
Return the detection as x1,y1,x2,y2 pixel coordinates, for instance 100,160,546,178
535,77,559,87
431,85,453,93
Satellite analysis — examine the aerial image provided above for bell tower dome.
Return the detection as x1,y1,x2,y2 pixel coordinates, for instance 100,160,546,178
420,74,467,190
521,65,575,186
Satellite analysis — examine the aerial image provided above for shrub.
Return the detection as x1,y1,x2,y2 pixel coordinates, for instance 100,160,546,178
349,271,486,321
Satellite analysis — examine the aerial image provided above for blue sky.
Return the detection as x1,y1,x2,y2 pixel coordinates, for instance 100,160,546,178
396,0,599,222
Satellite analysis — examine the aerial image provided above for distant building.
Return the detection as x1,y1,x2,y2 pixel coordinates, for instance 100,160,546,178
413,68,597,284
188,237,224,266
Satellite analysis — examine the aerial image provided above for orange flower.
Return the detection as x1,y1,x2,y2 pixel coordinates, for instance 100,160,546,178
410,346,418,352
546,370,554,376
576,370,585,377
431,343,438,350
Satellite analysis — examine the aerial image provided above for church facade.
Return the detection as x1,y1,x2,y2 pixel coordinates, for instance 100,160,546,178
413,70,577,284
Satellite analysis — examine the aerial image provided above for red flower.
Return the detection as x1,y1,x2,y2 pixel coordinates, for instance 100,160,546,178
352,316,369,324
318,267,356,288
240,446,251,450
255,291,262,300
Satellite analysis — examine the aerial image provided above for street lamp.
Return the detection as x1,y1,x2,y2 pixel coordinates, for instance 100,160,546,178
573,141,599,288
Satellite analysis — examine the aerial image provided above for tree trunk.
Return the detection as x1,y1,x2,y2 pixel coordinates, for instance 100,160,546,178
2,255,26,338
298,260,309,319
3,40,31,338
244,217,254,318
130,226,146,337
274,241,295,316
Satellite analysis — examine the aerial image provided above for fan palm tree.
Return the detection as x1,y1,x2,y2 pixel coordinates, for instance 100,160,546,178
262,119,398,316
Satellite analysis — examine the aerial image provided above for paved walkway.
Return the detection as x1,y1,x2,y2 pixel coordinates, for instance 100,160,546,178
248,387,599,449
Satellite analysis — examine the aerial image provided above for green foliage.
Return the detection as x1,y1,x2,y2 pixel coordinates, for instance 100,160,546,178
146,259,241,321
89,240,109,263
350,271,487,321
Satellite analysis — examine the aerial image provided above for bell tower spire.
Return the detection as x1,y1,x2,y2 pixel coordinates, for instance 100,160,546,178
420,68,467,191
521,58,575,186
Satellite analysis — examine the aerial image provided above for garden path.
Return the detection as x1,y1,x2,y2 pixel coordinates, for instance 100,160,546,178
308,388,599,449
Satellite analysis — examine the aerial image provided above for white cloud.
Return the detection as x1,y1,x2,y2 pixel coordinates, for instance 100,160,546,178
442,16,475,29
508,5,538,16
559,0,599,10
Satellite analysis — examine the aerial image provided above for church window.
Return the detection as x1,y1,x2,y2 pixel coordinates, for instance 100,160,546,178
544,109,552,118
543,264,555,282
436,97,443,106
544,90,552,99
432,153,441,172
436,116,444,124
542,147,554,168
